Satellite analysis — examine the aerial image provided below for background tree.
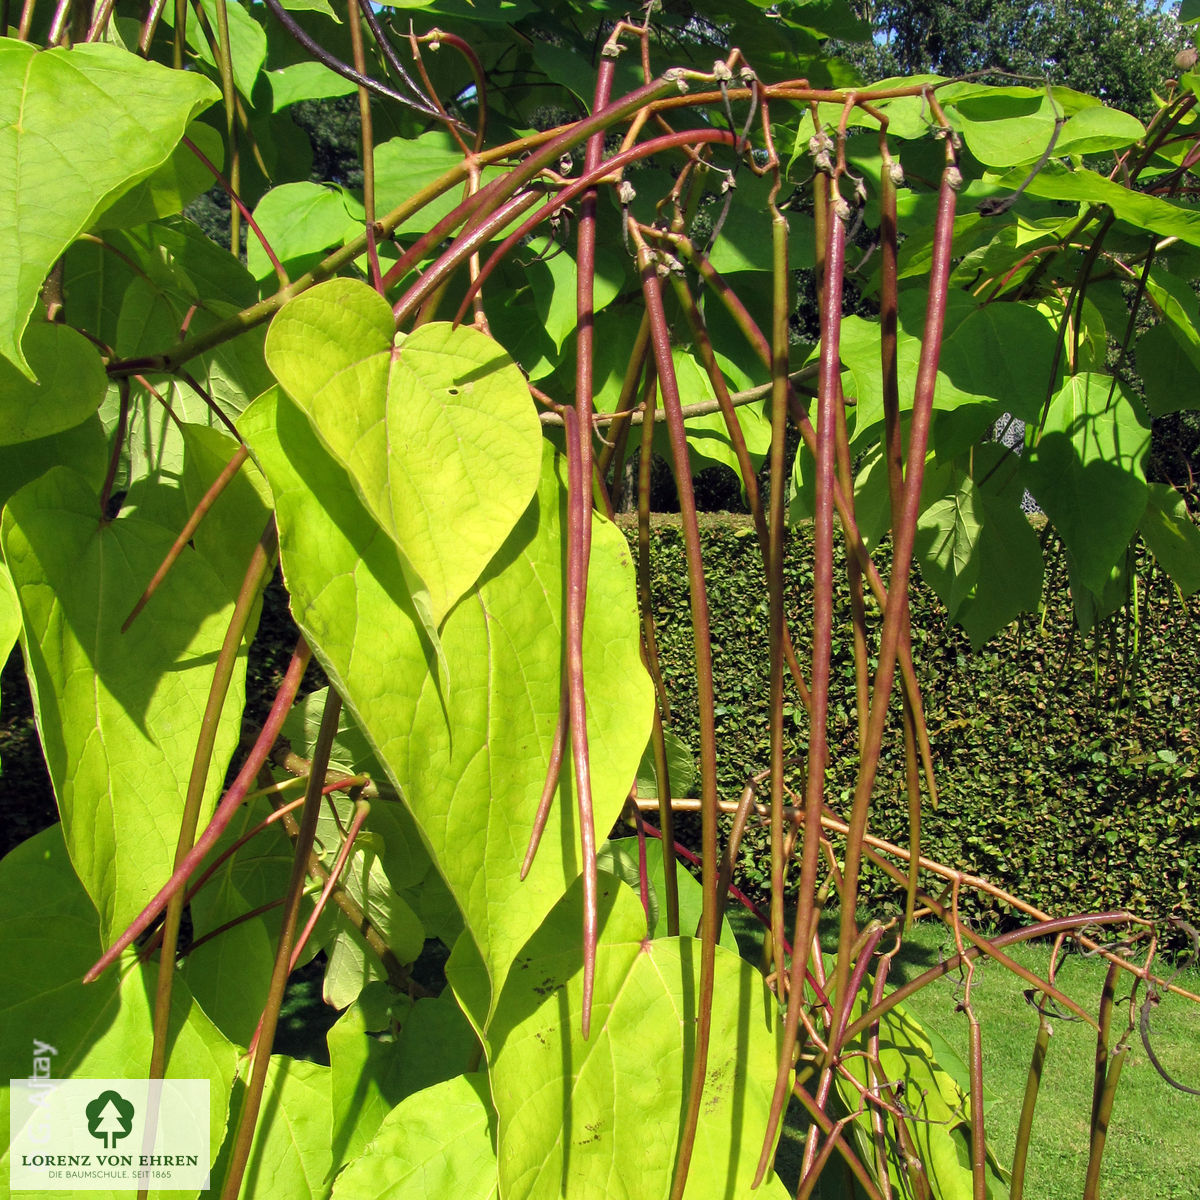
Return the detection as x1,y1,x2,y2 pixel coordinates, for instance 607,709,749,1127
843,0,1189,116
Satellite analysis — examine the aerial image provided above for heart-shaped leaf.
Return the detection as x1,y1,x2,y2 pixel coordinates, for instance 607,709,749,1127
0,324,107,444
1,468,246,939
0,826,237,1191
1026,372,1150,594
264,278,541,621
331,1074,498,1200
0,39,217,376
241,390,653,1026
485,877,788,1200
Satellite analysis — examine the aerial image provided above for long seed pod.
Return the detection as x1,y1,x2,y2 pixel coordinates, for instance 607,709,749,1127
830,135,961,1020
1010,1008,1052,1200
667,273,812,711
1083,960,1127,1199
756,164,845,1189
966,998,987,1200
561,408,599,1038
635,365,681,935
877,135,928,925
632,231,721,1200
664,231,939,807
766,194,792,1008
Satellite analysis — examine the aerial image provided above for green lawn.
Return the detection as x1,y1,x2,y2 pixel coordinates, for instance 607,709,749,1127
730,912,1200,1199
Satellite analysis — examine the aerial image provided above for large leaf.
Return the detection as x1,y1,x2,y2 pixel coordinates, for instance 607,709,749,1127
486,237,626,382
267,61,356,110
1137,323,1200,416
314,845,424,1010
634,725,697,800
1140,482,1200,596
373,130,504,234
1137,269,1200,415
327,987,480,1174
241,393,654,1024
949,89,1061,167
1145,269,1200,357
1,468,246,939
330,1074,498,1200
236,1058,332,1200
0,39,217,376
915,460,984,619
954,448,1045,650
1068,553,1131,633
770,0,869,41
951,88,1141,166
487,876,788,1200
0,322,107,444
246,181,364,282
661,347,772,486
63,216,258,358
872,442,1044,647
0,415,107,510
705,171,815,274
835,316,981,450
135,216,260,310
0,826,236,1198
264,279,541,622
1025,372,1150,595
92,122,225,233
1008,160,1200,247
937,302,1059,424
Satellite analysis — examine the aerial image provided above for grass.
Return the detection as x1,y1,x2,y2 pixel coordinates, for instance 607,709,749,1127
729,911,1200,1199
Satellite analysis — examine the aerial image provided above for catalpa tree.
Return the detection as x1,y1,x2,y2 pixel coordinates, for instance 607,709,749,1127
2,1,1200,1197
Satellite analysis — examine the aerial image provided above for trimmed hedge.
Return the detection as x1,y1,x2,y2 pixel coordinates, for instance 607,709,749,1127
2,512,1196,945
624,514,1200,939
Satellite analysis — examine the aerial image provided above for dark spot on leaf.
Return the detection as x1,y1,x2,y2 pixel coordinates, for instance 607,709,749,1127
576,1120,603,1145
704,1063,731,1115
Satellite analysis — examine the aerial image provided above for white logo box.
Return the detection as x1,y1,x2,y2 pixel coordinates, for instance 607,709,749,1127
9,1079,209,1192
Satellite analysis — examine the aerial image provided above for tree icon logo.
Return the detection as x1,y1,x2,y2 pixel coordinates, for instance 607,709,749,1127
85,1090,135,1149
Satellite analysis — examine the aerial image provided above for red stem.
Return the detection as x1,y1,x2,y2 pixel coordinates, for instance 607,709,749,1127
450,127,736,328
182,136,287,287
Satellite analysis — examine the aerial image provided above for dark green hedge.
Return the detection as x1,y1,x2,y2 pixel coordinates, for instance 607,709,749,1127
624,514,1200,939
3,511,1196,945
